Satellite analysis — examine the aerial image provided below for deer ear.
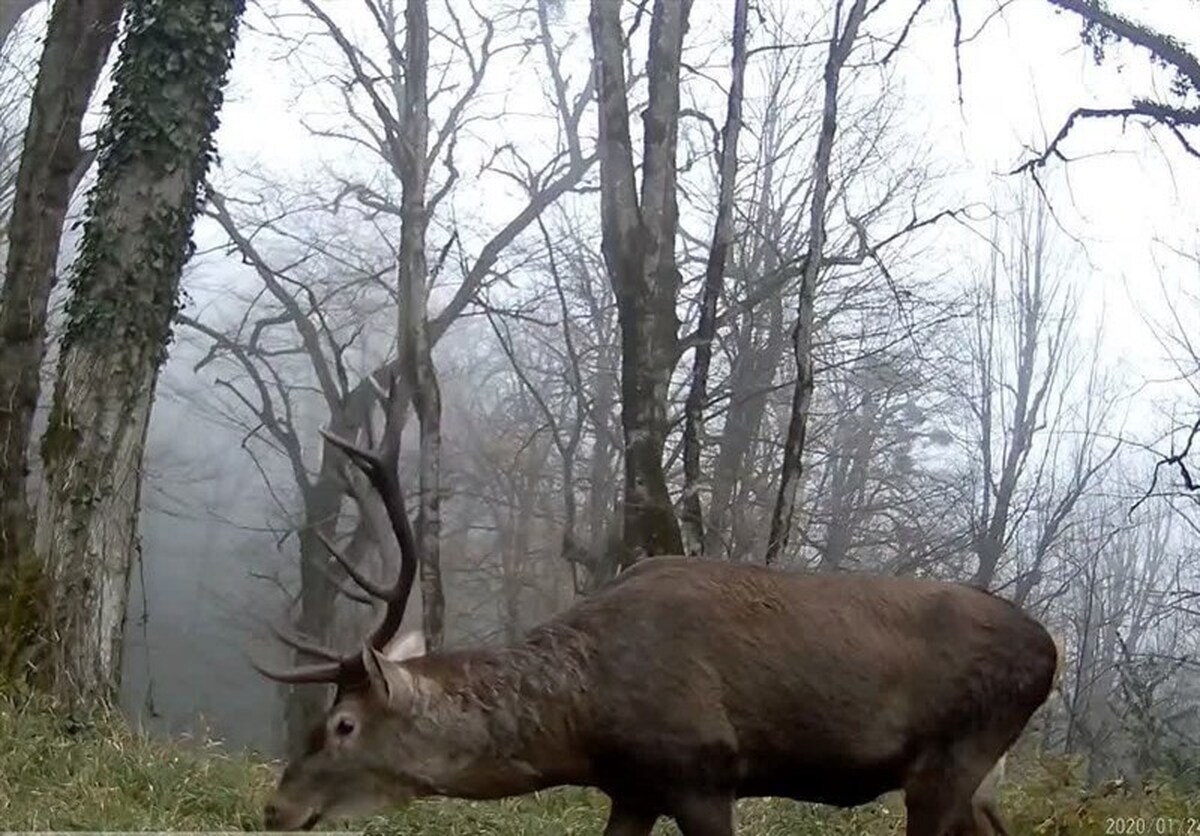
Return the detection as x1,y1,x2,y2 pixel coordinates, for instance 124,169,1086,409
383,629,426,662
362,645,417,705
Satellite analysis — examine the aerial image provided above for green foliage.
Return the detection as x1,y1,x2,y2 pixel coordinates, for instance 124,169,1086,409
1,694,1197,834
61,0,244,368
37,396,81,472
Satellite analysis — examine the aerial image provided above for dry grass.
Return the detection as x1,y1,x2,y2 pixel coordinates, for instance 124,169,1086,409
1,692,1195,834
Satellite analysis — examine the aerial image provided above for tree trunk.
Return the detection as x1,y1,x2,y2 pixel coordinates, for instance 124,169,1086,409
589,0,691,563
708,298,784,558
708,103,786,560
969,197,1061,591
393,0,444,650
414,372,444,649
36,0,242,706
0,0,122,570
679,0,747,557
765,0,866,566
576,356,620,590
284,473,342,754
818,391,876,570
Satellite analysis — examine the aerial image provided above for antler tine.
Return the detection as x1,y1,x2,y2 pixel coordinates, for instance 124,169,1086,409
308,554,374,606
363,373,418,652
255,371,419,687
369,371,389,406
320,428,384,475
268,622,346,663
249,654,349,685
315,529,392,600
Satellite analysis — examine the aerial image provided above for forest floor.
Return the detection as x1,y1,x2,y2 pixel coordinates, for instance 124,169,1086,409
1,693,1196,834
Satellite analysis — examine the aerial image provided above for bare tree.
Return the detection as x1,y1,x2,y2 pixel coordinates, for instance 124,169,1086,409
186,0,595,742
589,0,691,561
1060,498,1192,784
286,0,593,650
178,187,403,745
765,0,868,565
953,191,1116,593
678,0,748,555
701,30,812,561
387,0,443,652
1134,248,1200,505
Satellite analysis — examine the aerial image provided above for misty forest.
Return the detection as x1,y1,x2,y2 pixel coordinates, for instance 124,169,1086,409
1,0,1199,833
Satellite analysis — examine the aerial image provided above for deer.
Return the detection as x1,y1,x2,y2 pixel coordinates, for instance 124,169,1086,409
254,380,1060,836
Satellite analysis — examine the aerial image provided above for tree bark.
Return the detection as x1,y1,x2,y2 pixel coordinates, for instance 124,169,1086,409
707,300,783,559
393,0,444,650
284,456,343,755
817,391,877,570
765,0,866,566
413,371,444,649
589,0,691,563
36,0,242,705
707,96,787,560
0,0,122,570
679,0,747,557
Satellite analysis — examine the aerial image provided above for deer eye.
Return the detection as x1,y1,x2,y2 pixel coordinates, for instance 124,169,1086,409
333,715,356,737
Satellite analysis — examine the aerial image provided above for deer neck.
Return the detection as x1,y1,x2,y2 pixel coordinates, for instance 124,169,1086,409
403,631,593,797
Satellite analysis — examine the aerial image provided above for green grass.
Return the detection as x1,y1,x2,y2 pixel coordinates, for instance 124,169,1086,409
1,692,1195,833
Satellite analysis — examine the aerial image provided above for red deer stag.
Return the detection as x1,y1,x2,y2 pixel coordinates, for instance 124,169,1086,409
255,383,1059,836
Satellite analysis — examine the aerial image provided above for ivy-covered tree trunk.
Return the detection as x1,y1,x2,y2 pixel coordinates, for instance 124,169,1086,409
36,0,243,705
0,0,123,572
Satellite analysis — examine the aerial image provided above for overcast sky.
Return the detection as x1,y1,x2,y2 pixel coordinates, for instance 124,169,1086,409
5,0,1190,422
184,0,1200,454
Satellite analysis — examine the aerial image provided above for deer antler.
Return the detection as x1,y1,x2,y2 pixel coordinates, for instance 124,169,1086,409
252,374,418,685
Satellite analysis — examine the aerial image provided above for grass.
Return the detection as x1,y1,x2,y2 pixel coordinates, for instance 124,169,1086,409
1,692,1196,834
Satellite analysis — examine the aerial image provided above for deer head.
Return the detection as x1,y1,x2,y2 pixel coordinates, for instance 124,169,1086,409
254,377,463,830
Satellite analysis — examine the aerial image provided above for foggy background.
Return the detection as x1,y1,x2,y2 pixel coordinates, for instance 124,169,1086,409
3,0,1198,777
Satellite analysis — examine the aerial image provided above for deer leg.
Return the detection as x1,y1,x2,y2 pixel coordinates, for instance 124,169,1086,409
973,797,1011,836
971,754,1011,836
602,796,658,836
905,783,970,836
671,795,734,836
906,744,1007,836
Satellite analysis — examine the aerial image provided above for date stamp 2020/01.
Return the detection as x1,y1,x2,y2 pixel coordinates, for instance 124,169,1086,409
1105,817,1200,835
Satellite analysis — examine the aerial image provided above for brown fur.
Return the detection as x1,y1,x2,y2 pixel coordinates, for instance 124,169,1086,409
264,557,1058,836
966,631,1065,836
